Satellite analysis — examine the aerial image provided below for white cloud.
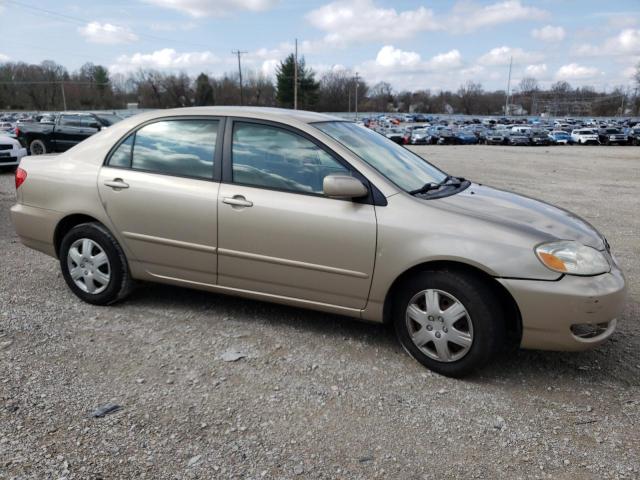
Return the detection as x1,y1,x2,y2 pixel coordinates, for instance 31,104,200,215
426,49,463,70
0,53,9,62
448,0,548,34
605,28,640,53
531,25,565,42
368,46,462,72
110,48,219,73
555,63,600,80
78,22,138,44
305,0,549,46
352,47,465,91
142,0,277,17
576,29,640,57
261,59,279,77
375,46,421,68
524,63,547,77
477,46,544,66
606,15,638,29
307,0,438,45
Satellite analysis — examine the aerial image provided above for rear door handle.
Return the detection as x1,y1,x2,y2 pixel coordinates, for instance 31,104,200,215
223,196,253,208
104,179,129,190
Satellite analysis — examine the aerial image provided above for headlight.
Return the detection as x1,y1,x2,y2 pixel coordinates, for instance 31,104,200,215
535,240,609,276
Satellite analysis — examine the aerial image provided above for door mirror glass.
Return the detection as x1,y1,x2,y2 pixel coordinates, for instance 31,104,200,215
323,175,368,199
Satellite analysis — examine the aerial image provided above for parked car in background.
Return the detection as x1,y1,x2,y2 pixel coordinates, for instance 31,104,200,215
549,131,573,145
410,128,431,145
10,107,627,377
0,122,15,134
454,131,479,145
484,130,508,145
384,127,405,144
529,130,551,146
16,112,123,155
628,127,640,146
0,135,28,170
508,131,531,146
597,127,627,146
571,129,599,145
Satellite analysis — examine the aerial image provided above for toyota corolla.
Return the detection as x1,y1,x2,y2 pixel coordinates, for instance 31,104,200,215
11,107,627,377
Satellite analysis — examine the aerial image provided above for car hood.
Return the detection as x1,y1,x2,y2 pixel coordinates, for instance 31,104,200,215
435,184,605,249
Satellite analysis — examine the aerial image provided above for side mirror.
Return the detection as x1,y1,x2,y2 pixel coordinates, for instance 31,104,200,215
323,175,368,199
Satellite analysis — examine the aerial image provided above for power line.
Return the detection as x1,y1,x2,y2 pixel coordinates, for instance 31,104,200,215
354,72,360,120
4,0,216,50
231,50,247,106
0,81,110,85
294,38,298,110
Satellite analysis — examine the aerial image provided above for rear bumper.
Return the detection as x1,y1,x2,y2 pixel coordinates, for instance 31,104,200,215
10,203,61,257
498,266,627,351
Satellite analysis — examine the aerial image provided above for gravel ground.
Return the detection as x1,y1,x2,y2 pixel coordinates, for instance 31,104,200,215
1,145,639,480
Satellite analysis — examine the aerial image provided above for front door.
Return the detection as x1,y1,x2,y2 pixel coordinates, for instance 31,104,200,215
217,120,377,309
98,117,222,284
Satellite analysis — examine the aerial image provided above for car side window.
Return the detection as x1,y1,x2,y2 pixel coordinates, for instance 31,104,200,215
109,134,134,168
130,119,218,180
231,122,349,194
60,115,80,127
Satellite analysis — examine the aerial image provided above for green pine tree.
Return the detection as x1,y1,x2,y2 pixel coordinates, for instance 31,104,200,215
275,54,319,110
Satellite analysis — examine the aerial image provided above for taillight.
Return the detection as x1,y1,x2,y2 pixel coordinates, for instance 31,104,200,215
14,127,20,137
15,167,27,189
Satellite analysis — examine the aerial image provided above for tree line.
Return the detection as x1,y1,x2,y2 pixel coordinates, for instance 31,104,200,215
1,56,639,116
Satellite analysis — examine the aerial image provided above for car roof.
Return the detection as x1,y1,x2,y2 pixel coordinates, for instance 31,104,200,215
134,106,340,125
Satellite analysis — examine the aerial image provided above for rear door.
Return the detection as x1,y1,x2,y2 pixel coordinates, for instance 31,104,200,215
98,117,223,285
217,119,377,310
55,115,99,151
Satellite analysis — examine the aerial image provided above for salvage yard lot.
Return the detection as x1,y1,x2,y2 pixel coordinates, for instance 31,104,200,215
1,145,639,479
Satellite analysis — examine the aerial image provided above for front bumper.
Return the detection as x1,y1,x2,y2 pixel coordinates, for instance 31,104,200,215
497,266,627,351
0,147,27,166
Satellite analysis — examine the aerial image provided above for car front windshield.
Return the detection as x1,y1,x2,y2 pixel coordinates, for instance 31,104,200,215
314,121,446,191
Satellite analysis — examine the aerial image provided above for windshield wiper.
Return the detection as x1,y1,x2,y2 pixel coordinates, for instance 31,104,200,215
409,175,465,195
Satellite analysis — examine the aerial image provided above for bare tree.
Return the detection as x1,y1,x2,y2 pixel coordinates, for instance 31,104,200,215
457,81,483,115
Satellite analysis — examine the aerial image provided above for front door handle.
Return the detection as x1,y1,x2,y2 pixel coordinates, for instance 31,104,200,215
104,178,129,190
223,196,253,208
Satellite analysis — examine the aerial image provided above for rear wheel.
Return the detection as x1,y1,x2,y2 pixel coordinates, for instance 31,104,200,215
59,222,133,305
393,270,505,377
29,139,47,155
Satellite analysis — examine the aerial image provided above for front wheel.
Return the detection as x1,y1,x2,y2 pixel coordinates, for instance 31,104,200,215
59,222,133,305
393,270,505,377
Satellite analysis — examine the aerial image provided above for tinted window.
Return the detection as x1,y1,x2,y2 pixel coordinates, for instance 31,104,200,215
59,115,81,127
232,122,349,194
109,134,134,168
132,120,218,179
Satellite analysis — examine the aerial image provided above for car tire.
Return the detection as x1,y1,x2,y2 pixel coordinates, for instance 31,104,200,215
393,269,505,377
59,222,133,305
29,138,47,155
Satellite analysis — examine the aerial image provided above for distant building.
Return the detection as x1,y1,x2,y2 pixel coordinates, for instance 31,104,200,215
504,104,527,115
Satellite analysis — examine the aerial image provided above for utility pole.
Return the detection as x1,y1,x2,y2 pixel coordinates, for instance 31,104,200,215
293,38,298,110
60,81,67,111
354,72,360,120
232,50,247,105
505,56,512,116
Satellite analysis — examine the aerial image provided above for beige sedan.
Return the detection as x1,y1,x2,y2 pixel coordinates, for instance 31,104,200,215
11,107,626,377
